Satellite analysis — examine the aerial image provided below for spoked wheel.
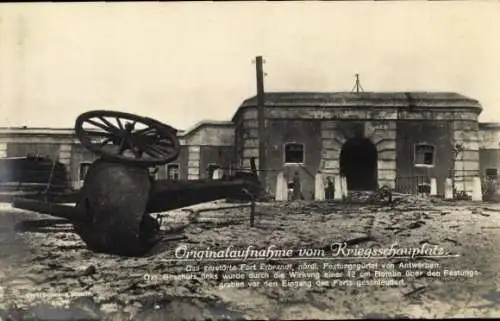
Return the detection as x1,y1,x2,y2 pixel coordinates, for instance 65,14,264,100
75,110,180,166
375,185,393,204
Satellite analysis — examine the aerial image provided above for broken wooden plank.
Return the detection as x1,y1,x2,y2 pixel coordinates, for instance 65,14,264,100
345,236,375,246
443,237,459,246
403,286,427,298
483,207,500,212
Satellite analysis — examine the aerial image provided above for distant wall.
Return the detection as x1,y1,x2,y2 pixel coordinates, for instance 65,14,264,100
180,124,234,146
479,124,500,150
180,123,234,180
6,142,61,159
479,124,500,194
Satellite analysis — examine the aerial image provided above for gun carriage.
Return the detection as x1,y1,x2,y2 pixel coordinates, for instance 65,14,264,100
11,110,261,257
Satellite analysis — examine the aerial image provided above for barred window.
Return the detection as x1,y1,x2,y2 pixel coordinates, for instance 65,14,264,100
418,184,431,194
284,143,305,164
414,144,435,166
486,168,498,180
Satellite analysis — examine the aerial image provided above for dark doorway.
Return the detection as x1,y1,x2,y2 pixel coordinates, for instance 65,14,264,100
339,137,378,191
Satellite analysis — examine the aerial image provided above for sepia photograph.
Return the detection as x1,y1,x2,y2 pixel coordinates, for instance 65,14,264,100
0,1,500,320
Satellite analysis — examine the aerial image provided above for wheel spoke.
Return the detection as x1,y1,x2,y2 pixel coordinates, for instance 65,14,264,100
143,148,160,158
84,130,114,138
98,116,120,131
134,134,175,157
135,127,156,136
144,144,166,157
143,132,160,139
156,139,174,148
86,119,114,133
135,134,157,145
157,138,174,145
153,143,173,154
130,135,165,157
116,117,124,130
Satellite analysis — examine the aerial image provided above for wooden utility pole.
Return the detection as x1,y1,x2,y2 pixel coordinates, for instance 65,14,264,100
256,56,266,184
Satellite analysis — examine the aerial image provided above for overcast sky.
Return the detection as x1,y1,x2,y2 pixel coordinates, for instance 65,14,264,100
0,2,499,131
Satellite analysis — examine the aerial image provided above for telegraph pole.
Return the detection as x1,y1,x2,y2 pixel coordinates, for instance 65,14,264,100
352,73,364,93
255,56,266,185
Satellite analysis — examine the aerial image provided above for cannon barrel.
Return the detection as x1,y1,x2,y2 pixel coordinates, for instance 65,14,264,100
146,178,258,213
11,176,259,220
11,197,78,221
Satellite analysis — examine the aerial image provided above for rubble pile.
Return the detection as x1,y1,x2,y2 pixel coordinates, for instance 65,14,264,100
390,193,444,208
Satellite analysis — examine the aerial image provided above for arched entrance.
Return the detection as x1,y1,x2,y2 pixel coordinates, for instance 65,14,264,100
339,137,378,191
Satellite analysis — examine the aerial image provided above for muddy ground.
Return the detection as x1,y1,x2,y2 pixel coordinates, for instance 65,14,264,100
1,195,500,320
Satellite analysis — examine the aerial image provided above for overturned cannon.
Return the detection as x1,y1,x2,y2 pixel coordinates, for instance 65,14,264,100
12,110,261,257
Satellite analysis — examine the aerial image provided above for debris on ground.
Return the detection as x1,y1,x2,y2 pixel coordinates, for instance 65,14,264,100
0,195,499,319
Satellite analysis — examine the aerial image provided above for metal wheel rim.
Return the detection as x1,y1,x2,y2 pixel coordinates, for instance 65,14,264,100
75,110,180,166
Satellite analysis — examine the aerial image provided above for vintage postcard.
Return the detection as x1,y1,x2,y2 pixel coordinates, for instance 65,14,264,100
0,1,499,320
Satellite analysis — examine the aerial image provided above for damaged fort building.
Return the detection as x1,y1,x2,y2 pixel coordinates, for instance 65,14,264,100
1,91,500,201
232,92,500,200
